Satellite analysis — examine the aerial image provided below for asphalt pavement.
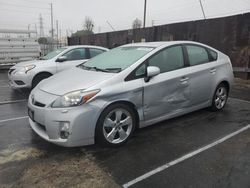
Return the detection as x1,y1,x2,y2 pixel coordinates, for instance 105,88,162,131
0,71,250,188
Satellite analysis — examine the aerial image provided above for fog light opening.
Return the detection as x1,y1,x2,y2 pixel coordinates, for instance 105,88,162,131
60,122,70,139
60,131,70,139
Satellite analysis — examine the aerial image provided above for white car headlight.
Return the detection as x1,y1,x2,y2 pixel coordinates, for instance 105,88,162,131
51,89,100,108
22,65,36,73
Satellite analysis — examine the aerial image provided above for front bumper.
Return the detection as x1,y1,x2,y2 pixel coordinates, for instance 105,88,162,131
28,89,101,147
29,118,72,146
8,68,33,88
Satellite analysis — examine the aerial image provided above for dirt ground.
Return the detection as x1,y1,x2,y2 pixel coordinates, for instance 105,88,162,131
1,147,119,188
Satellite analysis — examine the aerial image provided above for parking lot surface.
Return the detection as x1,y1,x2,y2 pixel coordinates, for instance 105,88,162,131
0,70,250,188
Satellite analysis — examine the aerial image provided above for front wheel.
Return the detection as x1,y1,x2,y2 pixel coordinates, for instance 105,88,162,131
32,73,52,88
95,104,136,147
210,83,228,111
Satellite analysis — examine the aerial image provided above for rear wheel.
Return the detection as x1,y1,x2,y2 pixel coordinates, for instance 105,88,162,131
32,73,52,88
210,83,228,111
95,103,136,147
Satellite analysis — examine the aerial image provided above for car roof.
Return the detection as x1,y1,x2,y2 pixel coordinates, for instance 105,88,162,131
122,41,209,48
64,45,109,51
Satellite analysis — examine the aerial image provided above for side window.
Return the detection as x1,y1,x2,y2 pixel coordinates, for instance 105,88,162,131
135,64,146,77
186,45,209,66
208,49,218,61
125,63,146,81
89,48,105,58
148,45,184,73
63,48,86,61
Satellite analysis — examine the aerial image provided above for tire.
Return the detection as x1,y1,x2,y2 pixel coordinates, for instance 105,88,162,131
210,83,228,111
32,73,52,88
95,103,136,147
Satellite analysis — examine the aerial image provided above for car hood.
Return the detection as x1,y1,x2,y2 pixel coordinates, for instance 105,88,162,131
38,67,116,95
14,59,47,67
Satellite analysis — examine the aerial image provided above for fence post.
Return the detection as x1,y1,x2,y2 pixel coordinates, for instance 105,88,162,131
153,26,158,41
106,33,110,48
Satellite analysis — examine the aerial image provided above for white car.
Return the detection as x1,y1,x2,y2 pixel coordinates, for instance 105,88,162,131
8,45,108,89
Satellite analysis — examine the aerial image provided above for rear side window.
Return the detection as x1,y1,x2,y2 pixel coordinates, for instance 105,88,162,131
186,45,209,66
63,48,86,61
208,49,218,61
89,48,105,58
148,45,184,73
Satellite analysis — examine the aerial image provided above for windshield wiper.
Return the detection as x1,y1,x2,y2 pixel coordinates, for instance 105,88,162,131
78,65,109,72
78,65,121,73
104,68,122,73
78,64,91,70
91,67,110,72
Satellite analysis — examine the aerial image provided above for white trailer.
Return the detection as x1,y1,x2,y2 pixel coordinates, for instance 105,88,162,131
0,29,41,68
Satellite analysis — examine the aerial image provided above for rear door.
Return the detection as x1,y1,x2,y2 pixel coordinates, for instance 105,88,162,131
183,44,218,107
142,45,191,121
56,48,87,72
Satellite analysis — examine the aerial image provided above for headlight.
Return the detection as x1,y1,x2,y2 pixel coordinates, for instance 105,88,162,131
23,65,36,73
51,89,100,108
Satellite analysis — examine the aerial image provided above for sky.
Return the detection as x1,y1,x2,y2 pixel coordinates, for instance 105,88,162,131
0,0,249,38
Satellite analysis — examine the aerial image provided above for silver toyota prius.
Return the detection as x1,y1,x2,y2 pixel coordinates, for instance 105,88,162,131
28,41,234,147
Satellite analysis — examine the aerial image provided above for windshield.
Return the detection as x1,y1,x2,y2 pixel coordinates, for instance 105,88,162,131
81,46,154,72
40,48,66,60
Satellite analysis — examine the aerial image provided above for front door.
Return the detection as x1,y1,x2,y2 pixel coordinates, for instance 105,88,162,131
143,45,191,121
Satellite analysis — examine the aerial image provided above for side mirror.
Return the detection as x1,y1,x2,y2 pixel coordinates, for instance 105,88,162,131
56,56,67,62
144,66,160,82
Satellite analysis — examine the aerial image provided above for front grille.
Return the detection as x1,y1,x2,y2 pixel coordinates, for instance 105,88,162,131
9,69,15,75
34,101,46,107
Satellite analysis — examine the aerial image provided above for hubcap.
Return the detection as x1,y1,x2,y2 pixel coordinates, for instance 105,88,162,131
103,108,133,144
215,86,227,109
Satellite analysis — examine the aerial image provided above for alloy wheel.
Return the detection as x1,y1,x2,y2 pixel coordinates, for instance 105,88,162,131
103,108,133,144
214,86,227,109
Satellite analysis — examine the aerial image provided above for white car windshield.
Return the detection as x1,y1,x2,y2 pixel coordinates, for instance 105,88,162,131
40,48,66,60
80,46,154,73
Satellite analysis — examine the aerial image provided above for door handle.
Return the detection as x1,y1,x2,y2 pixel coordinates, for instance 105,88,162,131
210,68,216,73
180,77,189,82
